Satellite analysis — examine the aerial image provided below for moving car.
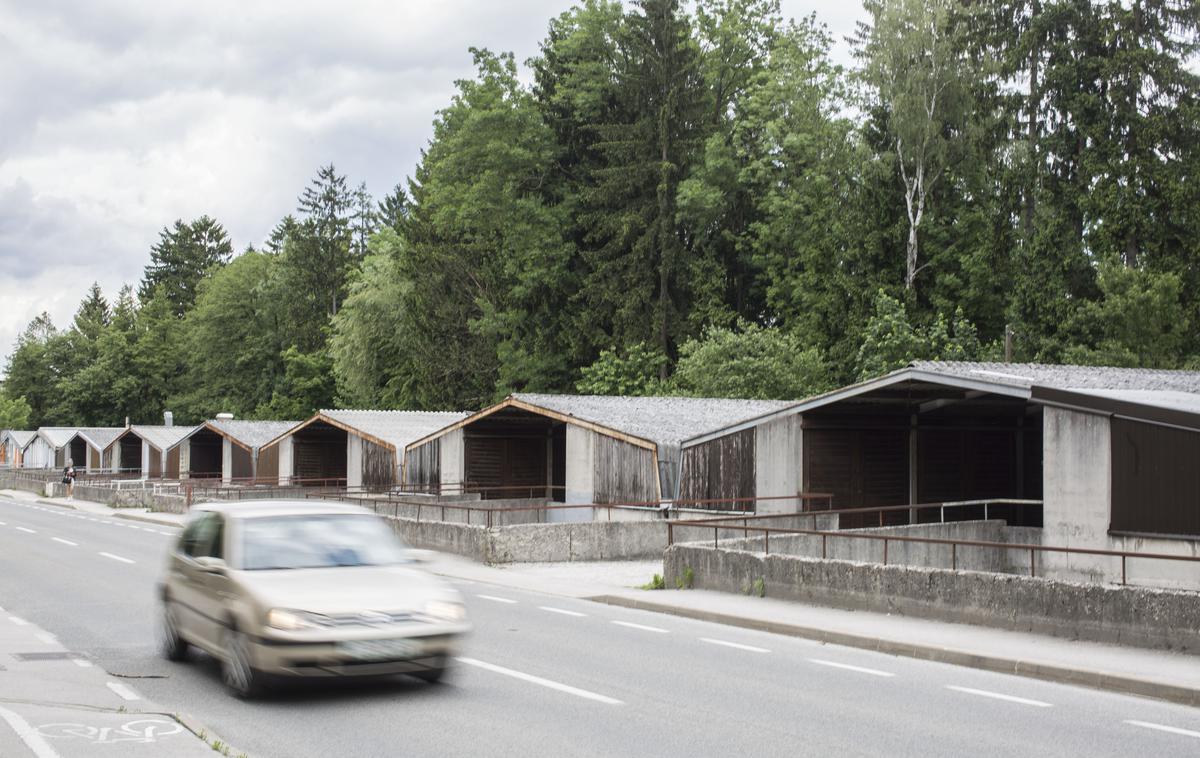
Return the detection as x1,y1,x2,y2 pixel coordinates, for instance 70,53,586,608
157,500,469,697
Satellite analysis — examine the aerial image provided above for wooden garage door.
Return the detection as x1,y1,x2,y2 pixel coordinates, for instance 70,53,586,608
804,428,908,527
465,436,546,499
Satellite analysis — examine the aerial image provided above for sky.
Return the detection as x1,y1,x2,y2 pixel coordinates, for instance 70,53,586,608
0,0,867,369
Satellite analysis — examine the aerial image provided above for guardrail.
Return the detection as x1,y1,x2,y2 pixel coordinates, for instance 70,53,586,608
666,499,1200,587
674,498,1042,529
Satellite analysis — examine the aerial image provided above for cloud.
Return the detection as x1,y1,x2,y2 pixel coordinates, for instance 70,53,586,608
0,0,866,368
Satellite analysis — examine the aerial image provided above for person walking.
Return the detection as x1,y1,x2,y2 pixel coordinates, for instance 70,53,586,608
62,459,77,498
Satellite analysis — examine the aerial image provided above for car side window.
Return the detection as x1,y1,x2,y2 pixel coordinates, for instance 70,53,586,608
180,513,222,559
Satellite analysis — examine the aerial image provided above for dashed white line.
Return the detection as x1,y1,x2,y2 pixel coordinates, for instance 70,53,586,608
476,594,517,604
809,659,895,677
700,637,770,653
98,552,135,565
105,681,140,701
35,632,56,644
1125,720,1200,739
456,657,623,705
15,526,36,533
539,606,587,618
611,620,669,634
0,705,61,758
52,537,78,546
9,616,30,626
0,520,6,525
72,658,93,668
945,685,1052,707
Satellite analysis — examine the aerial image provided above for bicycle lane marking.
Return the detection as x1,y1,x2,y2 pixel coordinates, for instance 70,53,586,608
0,706,61,758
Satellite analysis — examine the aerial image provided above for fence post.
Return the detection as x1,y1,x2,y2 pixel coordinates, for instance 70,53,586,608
764,531,769,556
668,523,674,547
951,543,957,571
1121,554,1127,585
487,509,493,529
714,527,718,549
883,538,888,566
822,534,827,559
1030,548,1036,578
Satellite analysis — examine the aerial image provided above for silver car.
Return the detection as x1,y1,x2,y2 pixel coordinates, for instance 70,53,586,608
157,500,470,697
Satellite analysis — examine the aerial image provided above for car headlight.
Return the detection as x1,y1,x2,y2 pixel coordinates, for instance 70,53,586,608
424,600,466,623
267,608,331,631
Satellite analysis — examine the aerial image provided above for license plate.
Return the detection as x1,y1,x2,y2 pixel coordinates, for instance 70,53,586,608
339,638,420,661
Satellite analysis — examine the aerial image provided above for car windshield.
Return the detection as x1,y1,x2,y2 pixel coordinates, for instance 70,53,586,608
240,514,410,570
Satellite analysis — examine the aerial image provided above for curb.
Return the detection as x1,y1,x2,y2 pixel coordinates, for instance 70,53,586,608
171,709,251,757
34,497,183,528
35,498,79,511
587,593,1200,708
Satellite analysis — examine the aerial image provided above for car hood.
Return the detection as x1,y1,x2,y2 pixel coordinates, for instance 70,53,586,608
237,564,456,616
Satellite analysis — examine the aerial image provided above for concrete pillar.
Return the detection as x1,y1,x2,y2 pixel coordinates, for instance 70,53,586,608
141,441,150,478
178,439,190,480
347,435,362,491
279,437,293,485
558,425,595,523
440,429,464,493
221,438,233,484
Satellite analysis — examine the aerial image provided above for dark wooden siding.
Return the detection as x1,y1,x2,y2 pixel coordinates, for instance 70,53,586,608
362,439,395,492
465,435,546,499
804,427,908,527
231,446,252,481
678,429,755,508
404,439,440,491
594,435,657,504
165,447,180,479
257,445,278,482
1111,419,1200,538
149,448,162,478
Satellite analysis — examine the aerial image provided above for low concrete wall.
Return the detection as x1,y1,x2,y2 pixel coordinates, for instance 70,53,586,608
665,544,1200,652
70,483,189,513
382,514,667,564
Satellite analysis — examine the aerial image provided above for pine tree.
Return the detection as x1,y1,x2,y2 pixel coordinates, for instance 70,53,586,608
138,216,233,316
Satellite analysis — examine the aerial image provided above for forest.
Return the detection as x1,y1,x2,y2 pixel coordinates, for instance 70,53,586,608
2,0,1198,430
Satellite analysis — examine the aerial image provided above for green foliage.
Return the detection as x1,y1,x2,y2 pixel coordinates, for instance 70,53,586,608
576,343,669,396
640,573,666,590
139,216,233,317
856,290,986,381
671,322,830,400
675,565,695,590
256,346,336,421
0,390,32,429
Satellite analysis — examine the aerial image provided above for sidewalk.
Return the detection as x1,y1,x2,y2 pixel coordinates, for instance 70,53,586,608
426,554,1200,708
0,605,236,757
0,489,186,529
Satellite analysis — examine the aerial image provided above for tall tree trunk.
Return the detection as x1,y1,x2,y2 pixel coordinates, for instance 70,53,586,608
657,106,671,380
1023,0,1041,243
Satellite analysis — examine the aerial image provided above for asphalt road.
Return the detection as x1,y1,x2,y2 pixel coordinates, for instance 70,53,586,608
2,492,1200,758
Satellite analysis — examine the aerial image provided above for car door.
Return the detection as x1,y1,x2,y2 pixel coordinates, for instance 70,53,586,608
172,513,223,649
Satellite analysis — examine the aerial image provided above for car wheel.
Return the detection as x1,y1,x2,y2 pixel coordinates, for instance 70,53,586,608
221,626,264,699
159,600,188,662
413,657,448,684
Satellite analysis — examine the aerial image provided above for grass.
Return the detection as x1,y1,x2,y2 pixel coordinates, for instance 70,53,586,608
639,573,666,590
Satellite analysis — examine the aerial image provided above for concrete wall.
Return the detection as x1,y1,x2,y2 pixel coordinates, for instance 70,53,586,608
221,438,232,483
1042,407,1200,590
24,438,51,469
665,544,1200,652
69,482,189,513
177,439,190,479
383,514,667,564
754,414,802,514
347,435,363,490
440,428,464,489
560,425,596,522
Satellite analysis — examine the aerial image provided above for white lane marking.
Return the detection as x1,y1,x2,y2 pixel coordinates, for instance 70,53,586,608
10,616,30,626
72,658,93,668
99,552,135,565
105,681,140,701
16,526,36,533
809,659,895,677
700,637,770,653
0,520,6,525
36,632,57,644
539,606,587,618
476,594,517,604
945,685,1052,707
52,537,78,546
611,620,669,634
0,705,62,758
456,657,623,705
1125,720,1200,739
158,530,175,536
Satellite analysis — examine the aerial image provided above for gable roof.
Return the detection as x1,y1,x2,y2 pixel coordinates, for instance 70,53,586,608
74,428,124,450
121,425,199,452
3,430,36,449
406,394,796,454
262,410,470,453
37,427,79,449
202,419,300,451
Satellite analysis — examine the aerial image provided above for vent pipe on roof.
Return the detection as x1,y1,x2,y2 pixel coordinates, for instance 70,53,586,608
125,416,130,429
164,411,174,427
216,413,234,421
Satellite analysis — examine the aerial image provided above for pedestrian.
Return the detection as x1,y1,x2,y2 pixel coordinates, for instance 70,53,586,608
62,459,76,498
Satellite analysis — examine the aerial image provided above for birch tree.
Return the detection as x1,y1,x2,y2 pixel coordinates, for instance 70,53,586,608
855,0,974,292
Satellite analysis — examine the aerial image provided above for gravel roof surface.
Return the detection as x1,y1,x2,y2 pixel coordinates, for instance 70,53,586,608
207,419,300,449
320,410,470,452
911,361,1200,392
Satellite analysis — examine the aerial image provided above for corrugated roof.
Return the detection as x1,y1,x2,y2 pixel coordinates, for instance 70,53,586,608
512,393,796,448
128,425,199,452
4,430,36,448
75,428,124,450
37,427,79,448
206,419,300,450
910,361,1200,393
319,410,470,452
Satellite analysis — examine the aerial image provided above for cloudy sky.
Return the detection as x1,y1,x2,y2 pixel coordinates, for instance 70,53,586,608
0,0,866,368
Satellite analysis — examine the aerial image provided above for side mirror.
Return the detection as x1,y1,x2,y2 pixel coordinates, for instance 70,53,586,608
194,556,227,574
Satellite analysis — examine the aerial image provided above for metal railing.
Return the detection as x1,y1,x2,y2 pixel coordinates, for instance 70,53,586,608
666,500,1200,587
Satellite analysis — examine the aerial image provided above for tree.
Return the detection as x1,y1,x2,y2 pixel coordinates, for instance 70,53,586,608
292,164,355,317
256,346,336,420
855,290,987,380
376,183,410,233
671,322,831,399
0,391,32,429
139,216,233,316
3,314,59,426
576,342,669,395
351,181,377,259
855,0,977,293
